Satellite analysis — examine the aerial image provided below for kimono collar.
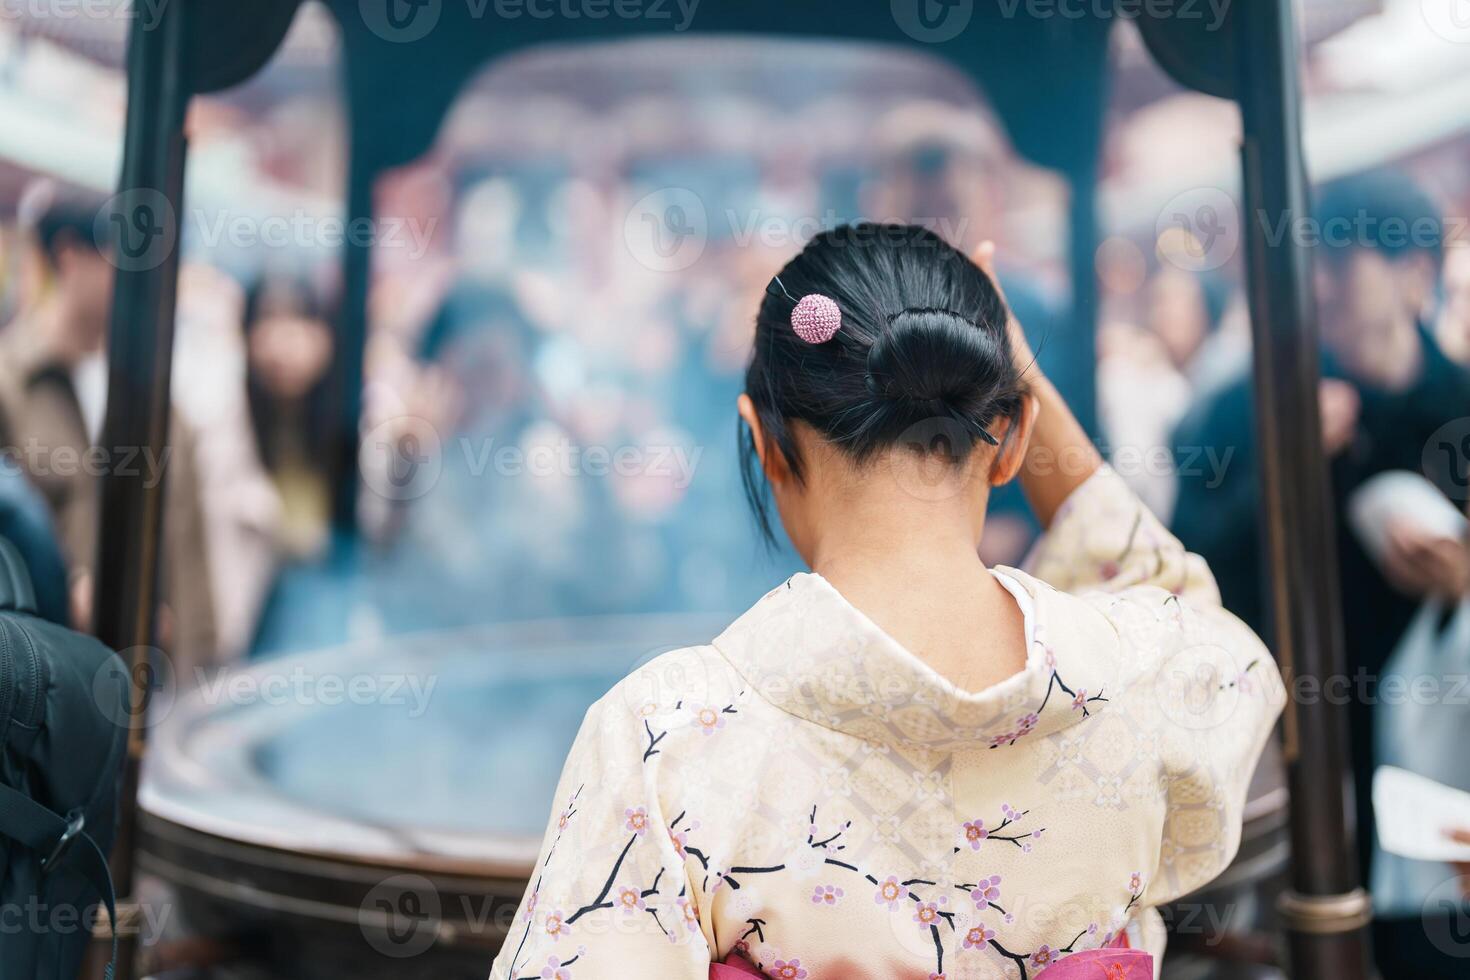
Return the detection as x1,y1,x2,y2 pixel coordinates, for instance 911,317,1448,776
711,570,1119,751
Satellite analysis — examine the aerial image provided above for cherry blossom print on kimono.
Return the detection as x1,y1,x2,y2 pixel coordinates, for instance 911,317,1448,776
489,466,1285,980
708,934,1150,979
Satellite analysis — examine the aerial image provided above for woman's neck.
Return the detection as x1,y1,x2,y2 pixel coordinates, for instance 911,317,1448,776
809,511,991,584
802,487,1027,693
804,462,989,573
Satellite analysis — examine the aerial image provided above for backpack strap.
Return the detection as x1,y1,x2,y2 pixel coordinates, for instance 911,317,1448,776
0,536,37,615
0,782,117,979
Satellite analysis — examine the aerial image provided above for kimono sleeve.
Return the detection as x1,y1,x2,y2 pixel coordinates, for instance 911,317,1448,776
1023,464,1222,607
489,696,710,980
1139,601,1286,906
1027,470,1287,905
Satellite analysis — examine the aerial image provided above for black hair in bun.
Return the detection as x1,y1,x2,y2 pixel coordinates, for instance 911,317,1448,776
742,223,1026,543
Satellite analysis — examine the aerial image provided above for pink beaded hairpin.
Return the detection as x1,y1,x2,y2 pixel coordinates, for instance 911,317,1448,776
768,276,842,344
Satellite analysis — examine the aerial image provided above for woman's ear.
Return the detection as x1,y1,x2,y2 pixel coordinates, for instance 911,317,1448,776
989,393,1038,486
738,393,789,484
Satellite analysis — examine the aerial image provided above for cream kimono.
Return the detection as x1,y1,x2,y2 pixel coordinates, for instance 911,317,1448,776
490,467,1285,980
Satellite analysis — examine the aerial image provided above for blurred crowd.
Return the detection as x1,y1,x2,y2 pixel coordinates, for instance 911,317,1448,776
0,40,1082,670
247,50,1081,655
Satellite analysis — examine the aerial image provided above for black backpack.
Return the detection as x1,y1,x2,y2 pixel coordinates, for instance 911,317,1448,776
0,537,128,979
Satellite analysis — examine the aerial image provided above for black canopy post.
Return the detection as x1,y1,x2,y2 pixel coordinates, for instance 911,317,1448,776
90,1,193,977
1066,169,1100,438
1235,1,1371,974
329,157,374,533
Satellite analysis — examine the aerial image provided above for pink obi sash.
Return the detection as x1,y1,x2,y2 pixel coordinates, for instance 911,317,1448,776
709,937,1152,979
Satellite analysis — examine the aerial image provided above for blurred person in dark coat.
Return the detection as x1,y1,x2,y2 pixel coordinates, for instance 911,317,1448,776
1174,172,1469,654
0,189,216,671
1171,171,1470,979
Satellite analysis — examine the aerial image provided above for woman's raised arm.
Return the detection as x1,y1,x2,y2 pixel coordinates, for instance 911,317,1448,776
972,241,1102,528
974,241,1226,605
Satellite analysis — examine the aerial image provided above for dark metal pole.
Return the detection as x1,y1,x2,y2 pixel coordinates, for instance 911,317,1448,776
90,2,192,977
1234,1,1371,975
329,159,374,533
1068,169,1100,438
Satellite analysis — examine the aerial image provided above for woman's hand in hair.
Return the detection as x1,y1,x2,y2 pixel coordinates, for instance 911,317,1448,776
971,241,1100,527
972,240,1039,384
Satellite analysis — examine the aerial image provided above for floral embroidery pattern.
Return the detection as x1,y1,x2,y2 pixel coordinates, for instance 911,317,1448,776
970,875,1002,910
672,802,1101,980
989,666,1109,749
963,923,996,949
1124,871,1145,917
771,959,807,979
504,785,587,976
507,677,1160,979
676,896,701,935
693,704,727,735
913,897,947,930
642,697,741,762
615,886,645,915
874,875,908,910
543,909,570,940
506,787,692,979
954,806,1043,855
669,825,692,860
810,885,843,907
